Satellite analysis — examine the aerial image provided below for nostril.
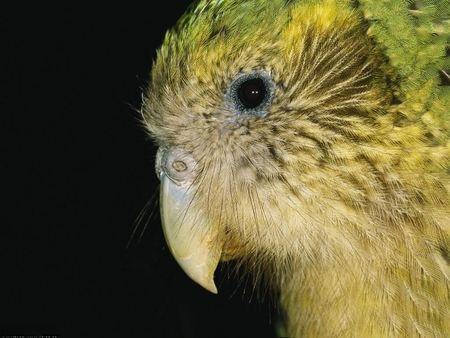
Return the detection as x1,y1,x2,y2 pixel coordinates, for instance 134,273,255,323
172,160,187,172
155,146,198,187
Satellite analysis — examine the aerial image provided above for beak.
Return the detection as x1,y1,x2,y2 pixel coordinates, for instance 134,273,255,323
157,147,222,294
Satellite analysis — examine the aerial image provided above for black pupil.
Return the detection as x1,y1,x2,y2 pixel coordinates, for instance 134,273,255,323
238,78,266,109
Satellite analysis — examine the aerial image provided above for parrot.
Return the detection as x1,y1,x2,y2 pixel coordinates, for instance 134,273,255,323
141,0,450,336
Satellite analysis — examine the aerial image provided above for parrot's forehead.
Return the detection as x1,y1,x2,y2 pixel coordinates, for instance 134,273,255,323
155,3,287,85
155,0,360,81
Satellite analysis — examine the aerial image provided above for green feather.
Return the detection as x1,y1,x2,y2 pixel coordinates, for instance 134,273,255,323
360,0,450,126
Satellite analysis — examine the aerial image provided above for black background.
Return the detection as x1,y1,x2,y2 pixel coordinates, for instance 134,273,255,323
2,2,277,337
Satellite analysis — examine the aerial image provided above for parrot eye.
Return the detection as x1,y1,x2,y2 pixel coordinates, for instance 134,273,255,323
238,78,267,109
226,70,275,118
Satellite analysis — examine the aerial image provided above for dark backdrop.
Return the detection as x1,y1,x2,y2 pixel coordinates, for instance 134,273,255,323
2,2,277,337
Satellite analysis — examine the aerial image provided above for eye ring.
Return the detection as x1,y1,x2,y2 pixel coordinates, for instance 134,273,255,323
225,70,275,118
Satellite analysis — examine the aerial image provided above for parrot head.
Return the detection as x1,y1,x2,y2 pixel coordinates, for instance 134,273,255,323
143,0,397,292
